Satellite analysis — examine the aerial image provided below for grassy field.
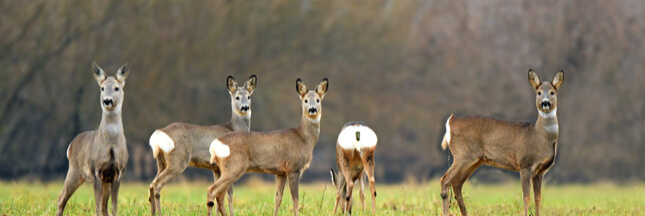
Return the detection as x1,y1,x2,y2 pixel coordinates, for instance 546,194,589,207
1,179,644,215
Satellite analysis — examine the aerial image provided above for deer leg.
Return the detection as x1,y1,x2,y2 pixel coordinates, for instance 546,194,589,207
532,173,544,216
100,182,111,216
214,171,235,216
332,176,346,215
150,163,185,216
440,162,464,216
273,174,287,216
362,157,377,213
358,172,366,211
149,154,167,216
207,160,247,216
93,180,104,216
57,168,84,216
287,172,302,216
452,161,480,216
110,179,121,216
520,169,532,216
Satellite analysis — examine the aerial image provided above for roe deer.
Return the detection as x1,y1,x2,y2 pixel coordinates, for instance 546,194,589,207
206,78,328,216
148,75,256,215
439,69,564,216
330,121,378,215
57,62,130,216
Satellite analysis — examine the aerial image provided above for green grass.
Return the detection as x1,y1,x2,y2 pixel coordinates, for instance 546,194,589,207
1,180,644,215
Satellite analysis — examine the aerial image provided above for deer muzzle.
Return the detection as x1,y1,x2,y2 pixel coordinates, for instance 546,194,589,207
240,105,250,113
103,99,114,107
308,107,318,115
541,100,551,110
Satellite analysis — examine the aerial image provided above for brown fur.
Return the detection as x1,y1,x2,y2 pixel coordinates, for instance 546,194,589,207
440,69,564,216
57,62,129,216
148,75,256,216
206,78,328,216
331,122,377,215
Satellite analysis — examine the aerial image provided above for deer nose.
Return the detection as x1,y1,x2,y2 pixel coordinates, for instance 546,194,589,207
240,105,250,112
541,100,551,108
103,99,114,107
308,107,317,115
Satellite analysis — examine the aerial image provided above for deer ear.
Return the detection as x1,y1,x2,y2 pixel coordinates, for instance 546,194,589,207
296,78,308,97
92,62,105,85
528,69,540,89
227,75,238,94
244,74,257,95
116,63,129,86
315,78,329,99
552,70,564,89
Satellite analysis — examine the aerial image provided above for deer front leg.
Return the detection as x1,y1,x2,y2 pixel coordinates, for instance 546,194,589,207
93,181,103,216
287,172,301,216
110,179,121,216
57,169,84,216
274,174,287,216
520,169,532,216
533,173,543,216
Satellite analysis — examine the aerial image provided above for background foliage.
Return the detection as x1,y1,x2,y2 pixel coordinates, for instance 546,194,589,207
1,0,644,183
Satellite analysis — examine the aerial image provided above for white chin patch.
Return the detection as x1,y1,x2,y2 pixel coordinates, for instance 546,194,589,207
209,139,231,161
539,108,557,119
309,115,321,123
337,125,378,150
149,130,175,157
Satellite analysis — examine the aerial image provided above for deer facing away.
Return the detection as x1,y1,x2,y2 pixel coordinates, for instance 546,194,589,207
330,121,378,215
206,78,328,216
440,69,564,216
148,75,256,215
57,62,130,216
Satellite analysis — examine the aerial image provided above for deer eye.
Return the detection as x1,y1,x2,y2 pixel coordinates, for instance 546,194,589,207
115,87,120,91
247,96,250,100
537,91,542,96
316,99,320,103
550,91,554,96
236,96,240,100
304,99,308,103
101,87,104,91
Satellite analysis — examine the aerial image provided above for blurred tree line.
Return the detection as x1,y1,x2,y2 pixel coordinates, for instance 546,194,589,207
1,0,644,183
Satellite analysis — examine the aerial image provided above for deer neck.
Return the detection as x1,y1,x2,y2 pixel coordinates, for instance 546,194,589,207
99,109,123,138
230,111,251,132
535,108,558,140
298,113,321,149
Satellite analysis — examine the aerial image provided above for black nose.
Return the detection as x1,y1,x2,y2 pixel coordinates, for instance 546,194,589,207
308,107,317,114
240,105,249,112
541,101,551,107
103,99,114,106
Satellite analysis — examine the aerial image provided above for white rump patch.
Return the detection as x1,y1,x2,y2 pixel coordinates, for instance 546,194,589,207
66,144,71,159
444,116,452,144
337,125,378,151
149,130,175,157
210,139,231,160
539,108,557,119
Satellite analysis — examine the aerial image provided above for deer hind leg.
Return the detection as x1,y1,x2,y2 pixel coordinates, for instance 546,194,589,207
358,172,366,211
57,168,84,216
273,174,287,216
207,159,247,216
149,153,168,216
532,173,544,216
150,156,186,216
452,160,481,216
361,154,377,213
214,171,235,216
440,160,466,216
520,169,532,216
